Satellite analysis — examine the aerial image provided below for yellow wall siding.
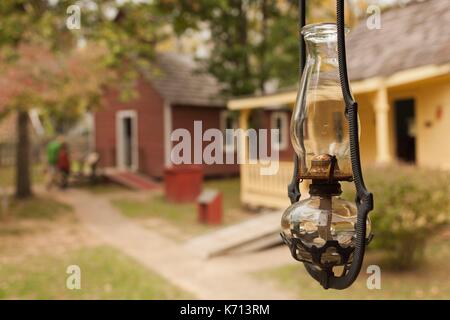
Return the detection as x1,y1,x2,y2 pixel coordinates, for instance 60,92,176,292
355,93,377,165
339,77,450,170
230,73,450,209
415,80,450,169
379,77,450,170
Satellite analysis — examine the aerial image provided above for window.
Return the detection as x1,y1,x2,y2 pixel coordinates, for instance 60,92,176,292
220,111,238,152
270,111,289,151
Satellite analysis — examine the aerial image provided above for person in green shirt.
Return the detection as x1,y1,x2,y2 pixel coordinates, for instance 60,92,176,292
46,136,63,190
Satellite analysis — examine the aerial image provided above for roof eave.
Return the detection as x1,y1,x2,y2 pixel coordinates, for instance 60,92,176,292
228,62,450,110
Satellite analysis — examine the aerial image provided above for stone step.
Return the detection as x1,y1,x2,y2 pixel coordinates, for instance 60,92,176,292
227,232,283,256
184,210,283,259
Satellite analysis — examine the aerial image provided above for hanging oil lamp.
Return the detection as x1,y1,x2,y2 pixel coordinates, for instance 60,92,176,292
281,0,374,290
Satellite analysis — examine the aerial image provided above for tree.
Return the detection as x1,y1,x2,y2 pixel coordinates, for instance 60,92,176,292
0,0,168,198
0,42,114,197
160,0,356,96
159,0,298,96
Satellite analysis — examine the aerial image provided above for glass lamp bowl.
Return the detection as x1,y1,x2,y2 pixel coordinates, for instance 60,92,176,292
281,195,371,266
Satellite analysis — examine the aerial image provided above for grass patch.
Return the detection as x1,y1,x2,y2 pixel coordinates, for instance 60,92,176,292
116,194,196,221
112,194,206,236
255,239,450,299
0,245,193,299
204,177,241,212
112,178,249,237
0,196,73,236
0,196,72,220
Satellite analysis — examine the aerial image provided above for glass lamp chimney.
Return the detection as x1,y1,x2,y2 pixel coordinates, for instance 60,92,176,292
282,23,371,271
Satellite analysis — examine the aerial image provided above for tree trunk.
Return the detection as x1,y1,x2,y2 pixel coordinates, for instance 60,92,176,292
237,0,250,88
260,0,268,92
15,110,32,198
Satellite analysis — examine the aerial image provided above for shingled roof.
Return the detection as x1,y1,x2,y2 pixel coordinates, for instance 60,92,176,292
347,0,450,81
143,52,225,107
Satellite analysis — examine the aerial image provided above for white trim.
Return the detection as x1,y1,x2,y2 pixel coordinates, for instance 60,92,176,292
163,102,173,167
116,110,139,171
87,112,95,152
92,112,97,152
228,91,297,110
270,111,289,151
227,63,450,110
220,110,238,153
29,109,45,136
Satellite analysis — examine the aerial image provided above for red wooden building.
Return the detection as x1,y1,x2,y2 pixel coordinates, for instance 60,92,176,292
94,52,240,179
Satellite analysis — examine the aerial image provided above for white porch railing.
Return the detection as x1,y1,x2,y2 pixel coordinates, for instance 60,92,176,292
240,161,309,209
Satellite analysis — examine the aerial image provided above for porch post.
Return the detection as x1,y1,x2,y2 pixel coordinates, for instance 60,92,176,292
239,109,250,203
374,86,392,164
238,109,250,163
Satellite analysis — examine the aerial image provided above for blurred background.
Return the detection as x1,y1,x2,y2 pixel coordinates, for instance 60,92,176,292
0,0,449,299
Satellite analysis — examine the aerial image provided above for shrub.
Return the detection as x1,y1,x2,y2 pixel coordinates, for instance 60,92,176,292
343,165,450,270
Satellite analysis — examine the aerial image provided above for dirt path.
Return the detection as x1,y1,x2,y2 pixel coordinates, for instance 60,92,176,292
53,189,296,300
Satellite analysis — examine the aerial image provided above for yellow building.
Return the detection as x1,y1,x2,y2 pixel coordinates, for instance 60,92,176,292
227,0,450,209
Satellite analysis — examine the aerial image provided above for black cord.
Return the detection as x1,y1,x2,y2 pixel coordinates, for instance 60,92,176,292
287,0,306,205
299,0,306,73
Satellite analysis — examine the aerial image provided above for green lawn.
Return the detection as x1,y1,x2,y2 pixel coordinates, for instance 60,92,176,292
0,191,191,299
0,195,72,220
0,195,74,237
112,178,249,237
255,239,450,299
0,245,193,299
204,178,241,212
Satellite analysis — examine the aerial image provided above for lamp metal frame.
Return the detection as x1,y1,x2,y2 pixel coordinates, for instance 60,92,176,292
284,0,374,290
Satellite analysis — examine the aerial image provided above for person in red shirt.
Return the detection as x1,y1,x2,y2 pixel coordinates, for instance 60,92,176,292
57,143,71,189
